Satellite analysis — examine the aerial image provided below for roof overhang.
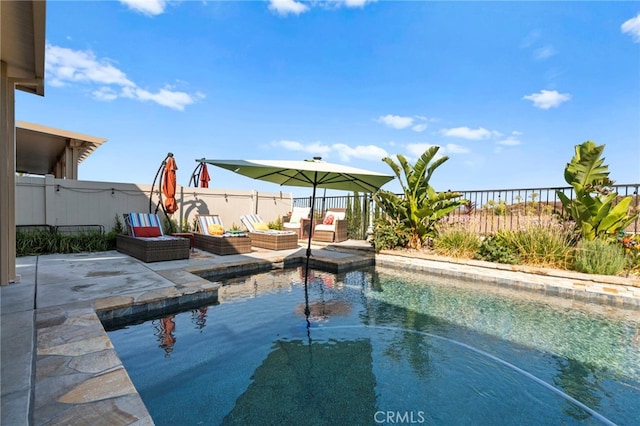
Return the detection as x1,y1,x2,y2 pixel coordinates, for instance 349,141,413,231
1,1,46,95
16,121,107,178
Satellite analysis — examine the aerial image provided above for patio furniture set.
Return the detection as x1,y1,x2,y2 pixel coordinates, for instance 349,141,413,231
115,207,348,263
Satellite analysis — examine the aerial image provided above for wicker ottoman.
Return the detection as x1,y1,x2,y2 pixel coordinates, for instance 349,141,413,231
249,232,299,250
194,234,252,255
116,234,190,262
311,230,335,242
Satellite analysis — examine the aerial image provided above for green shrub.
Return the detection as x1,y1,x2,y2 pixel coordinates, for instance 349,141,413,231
16,230,109,256
574,238,626,275
371,218,410,251
267,217,283,230
433,224,481,258
500,225,574,269
180,218,192,232
476,235,519,264
113,214,125,234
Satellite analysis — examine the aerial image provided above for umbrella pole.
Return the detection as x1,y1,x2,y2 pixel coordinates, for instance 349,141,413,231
149,155,168,213
303,176,318,330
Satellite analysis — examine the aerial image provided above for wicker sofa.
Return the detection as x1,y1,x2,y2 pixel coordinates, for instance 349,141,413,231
194,215,252,255
240,214,299,250
312,209,348,243
116,213,190,262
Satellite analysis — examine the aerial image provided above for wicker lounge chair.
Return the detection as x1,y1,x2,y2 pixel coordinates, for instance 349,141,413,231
240,214,299,251
312,209,348,243
194,215,252,255
282,207,311,238
116,213,190,262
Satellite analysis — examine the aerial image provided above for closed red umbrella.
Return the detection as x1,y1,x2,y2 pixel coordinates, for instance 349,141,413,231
199,163,210,188
162,154,179,214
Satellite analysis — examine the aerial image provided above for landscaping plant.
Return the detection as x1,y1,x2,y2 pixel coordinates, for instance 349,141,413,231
374,146,466,249
370,217,411,251
346,192,363,239
499,224,574,269
617,231,640,276
475,234,519,264
433,223,481,258
574,238,626,275
557,141,638,241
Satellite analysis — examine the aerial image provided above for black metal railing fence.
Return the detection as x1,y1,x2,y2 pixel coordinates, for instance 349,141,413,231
293,184,640,240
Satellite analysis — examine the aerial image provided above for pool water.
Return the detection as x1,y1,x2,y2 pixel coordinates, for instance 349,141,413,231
107,266,640,425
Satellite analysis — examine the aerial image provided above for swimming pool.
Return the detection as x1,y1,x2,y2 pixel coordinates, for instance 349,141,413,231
107,266,640,425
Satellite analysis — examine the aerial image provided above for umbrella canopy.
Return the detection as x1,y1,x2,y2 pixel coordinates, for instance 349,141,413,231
199,163,210,188
162,154,179,214
202,158,393,193
203,157,394,326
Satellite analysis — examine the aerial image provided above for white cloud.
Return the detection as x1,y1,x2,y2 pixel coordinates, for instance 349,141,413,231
344,0,375,7
406,143,435,158
545,67,564,82
406,143,469,156
45,43,202,111
121,86,200,111
273,140,387,162
622,13,640,43
119,0,167,16
378,114,414,129
511,130,523,136
533,45,557,60
92,87,118,101
440,126,493,140
377,114,431,131
273,140,331,156
497,136,521,146
445,144,470,154
523,89,571,109
333,144,388,161
520,29,541,48
269,0,310,16
46,44,134,87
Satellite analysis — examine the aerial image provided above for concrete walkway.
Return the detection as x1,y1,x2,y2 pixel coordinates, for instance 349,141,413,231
2,242,638,425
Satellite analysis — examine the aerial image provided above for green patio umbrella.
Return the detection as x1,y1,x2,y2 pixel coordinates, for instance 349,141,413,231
201,157,394,323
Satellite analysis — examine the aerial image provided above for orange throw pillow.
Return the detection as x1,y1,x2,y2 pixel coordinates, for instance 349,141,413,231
323,215,334,225
133,226,161,237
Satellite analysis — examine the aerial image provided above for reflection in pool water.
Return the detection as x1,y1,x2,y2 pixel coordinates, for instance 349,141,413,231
107,266,640,425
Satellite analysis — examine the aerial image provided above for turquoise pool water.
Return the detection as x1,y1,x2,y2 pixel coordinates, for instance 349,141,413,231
107,266,640,425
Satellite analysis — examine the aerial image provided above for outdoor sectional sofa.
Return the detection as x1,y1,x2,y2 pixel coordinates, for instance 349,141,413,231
116,213,190,262
194,215,252,255
240,214,299,251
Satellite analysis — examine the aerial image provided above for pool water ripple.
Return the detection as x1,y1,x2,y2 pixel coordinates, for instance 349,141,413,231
107,267,640,425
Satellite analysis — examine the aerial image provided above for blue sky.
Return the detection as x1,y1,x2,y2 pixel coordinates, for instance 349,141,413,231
16,1,640,197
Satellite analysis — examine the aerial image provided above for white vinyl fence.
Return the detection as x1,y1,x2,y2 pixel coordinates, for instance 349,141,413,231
16,175,293,233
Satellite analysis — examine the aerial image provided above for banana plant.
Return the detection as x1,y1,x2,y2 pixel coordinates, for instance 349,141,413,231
557,141,638,241
375,146,466,249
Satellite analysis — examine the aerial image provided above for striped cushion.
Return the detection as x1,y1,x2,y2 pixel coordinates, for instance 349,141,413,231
241,214,295,235
241,214,266,233
197,215,223,236
127,213,164,237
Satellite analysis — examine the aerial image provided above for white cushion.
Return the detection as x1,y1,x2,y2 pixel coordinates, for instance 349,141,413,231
326,210,345,221
288,207,310,224
314,224,335,232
